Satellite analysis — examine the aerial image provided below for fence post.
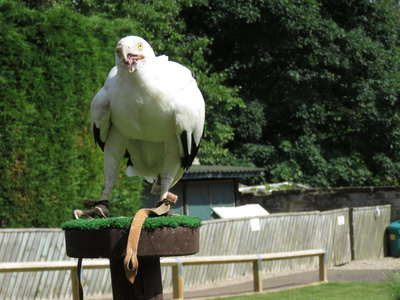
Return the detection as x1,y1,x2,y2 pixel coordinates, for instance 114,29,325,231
70,266,79,300
172,258,183,299
319,249,328,282
253,255,263,292
349,207,355,260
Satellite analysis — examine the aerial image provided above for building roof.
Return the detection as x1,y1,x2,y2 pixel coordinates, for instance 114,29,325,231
181,165,264,180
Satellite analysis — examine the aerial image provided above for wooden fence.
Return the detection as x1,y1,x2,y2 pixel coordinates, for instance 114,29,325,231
0,249,327,300
0,259,109,300
0,205,391,299
0,229,111,299
351,205,391,260
319,208,352,266
170,211,322,289
162,249,327,299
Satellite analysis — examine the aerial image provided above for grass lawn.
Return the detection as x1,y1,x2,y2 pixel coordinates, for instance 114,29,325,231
212,282,392,300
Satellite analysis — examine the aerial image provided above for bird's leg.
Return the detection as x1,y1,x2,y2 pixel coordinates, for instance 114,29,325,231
154,137,182,213
158,173,175,202
100,126,128,200
153,173,177,217
73,126,127,219
150,175,162,195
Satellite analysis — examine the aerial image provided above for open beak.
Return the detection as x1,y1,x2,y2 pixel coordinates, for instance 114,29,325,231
125,53,145,73
116,45,145,73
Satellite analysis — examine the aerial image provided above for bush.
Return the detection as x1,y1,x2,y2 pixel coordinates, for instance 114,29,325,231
0,0,243,227
0,2,144,227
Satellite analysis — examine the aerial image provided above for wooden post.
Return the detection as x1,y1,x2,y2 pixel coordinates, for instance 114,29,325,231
172,259,183,299
70,265,80,300
109,257,163,300
319,250,328,282
252,256,263,292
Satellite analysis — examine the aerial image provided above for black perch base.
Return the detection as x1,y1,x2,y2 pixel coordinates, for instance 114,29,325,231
110,257,163,300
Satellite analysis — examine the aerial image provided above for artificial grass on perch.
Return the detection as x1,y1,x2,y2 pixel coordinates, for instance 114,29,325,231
63,214,202,300
62,215,202,232
62,214,202,260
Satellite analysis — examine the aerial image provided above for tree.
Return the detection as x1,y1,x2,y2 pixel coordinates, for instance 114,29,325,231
181,0,400,187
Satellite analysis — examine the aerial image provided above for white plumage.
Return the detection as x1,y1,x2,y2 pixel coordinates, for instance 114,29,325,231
91,36,205,205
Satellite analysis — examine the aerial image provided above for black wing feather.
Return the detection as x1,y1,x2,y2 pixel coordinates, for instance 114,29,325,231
93,124,105,152
93,123,132,166
180,131,201,170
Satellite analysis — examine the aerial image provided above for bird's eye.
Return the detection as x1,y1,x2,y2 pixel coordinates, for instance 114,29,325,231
138,43,143,50
115,49,122,57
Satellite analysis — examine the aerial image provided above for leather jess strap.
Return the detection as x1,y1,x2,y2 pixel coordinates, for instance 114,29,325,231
123,192,178,283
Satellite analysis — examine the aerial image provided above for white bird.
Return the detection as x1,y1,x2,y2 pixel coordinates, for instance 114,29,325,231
90,36,205,211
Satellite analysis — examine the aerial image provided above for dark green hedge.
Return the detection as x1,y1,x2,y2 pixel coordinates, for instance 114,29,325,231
1,3,112,226
0,0,242,227
0,2,164,227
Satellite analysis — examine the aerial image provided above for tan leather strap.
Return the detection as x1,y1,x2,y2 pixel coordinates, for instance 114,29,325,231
123,208,150,283
123,192,178,283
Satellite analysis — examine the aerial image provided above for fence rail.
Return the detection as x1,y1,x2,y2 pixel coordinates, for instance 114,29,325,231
0,249,327,300
162,249,327,299
0,259,109,300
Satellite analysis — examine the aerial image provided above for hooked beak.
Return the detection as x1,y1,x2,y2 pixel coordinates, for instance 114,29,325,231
125,53,145,73
116,45,145,73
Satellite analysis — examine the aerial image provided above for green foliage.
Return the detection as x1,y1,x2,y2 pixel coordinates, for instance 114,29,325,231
1,2,114,227
108,174,143,217
0,0,242,227
388,270,400,300
182,0,400,187
4,0,400,228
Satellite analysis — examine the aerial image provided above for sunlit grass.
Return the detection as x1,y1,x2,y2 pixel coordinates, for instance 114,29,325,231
212,282,391,300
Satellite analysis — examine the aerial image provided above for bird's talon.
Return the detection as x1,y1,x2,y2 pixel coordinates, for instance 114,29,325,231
157,198,175,208
72,204,110,219
73,209,84,220
95,206,109,218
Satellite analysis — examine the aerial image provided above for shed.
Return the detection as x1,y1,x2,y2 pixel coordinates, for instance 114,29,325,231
141,165,264,220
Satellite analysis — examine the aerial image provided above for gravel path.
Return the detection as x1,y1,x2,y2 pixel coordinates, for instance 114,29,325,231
331,257,400,270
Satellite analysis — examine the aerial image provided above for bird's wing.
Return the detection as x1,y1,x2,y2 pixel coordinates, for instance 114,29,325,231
90,67,116,151
175,87,205,170
162,61,205,170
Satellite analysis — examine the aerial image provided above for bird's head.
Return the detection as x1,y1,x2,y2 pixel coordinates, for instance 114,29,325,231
115,36,156,73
